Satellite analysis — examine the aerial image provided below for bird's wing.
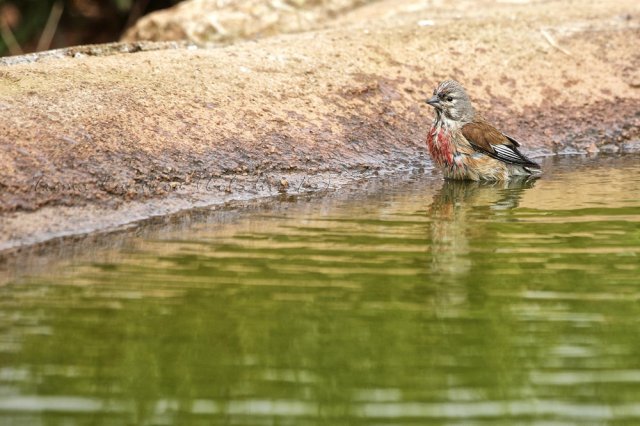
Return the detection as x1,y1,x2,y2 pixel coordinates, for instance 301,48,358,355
461,120,539,168
502,133,521,147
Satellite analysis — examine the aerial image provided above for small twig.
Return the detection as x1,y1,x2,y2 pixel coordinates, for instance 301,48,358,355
0,19,23,56
37,1,64,52
540,29,572,57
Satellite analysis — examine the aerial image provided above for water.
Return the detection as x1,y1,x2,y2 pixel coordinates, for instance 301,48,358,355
1,155,639,425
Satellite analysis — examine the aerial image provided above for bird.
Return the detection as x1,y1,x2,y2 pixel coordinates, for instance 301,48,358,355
425,80,541,181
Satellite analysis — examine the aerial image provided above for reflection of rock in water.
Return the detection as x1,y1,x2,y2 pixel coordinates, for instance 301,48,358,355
428,177,537,278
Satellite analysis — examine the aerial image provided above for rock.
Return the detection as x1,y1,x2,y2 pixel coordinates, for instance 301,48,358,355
598,144,620,154
586,142,600,154
1,0,640,251
121,0,371,44
621,140,640,153
279,178,289,193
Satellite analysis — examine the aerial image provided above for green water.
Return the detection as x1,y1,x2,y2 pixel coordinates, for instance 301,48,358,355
1,155,640,425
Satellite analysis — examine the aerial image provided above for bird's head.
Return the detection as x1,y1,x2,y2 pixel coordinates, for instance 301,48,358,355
426,80,475,122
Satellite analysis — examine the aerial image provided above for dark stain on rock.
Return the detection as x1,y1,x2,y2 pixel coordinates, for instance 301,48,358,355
452,67,465,77
499,75,516,88
563,78,580,88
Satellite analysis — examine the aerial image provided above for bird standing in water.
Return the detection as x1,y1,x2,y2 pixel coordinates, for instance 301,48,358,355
425,80,540,180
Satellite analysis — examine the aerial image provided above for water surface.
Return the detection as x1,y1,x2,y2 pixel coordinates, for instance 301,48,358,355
1,155,640,425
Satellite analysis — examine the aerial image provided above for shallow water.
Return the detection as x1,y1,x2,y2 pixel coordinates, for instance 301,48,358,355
1,155,640,425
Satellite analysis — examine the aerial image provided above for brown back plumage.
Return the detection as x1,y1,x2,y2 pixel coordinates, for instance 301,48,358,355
462,119,539,168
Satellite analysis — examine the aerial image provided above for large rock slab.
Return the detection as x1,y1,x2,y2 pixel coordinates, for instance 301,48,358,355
0,0,639,252
122,0,372,44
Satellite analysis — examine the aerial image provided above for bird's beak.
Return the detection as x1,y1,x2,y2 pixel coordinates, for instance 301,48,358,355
425,95,440,107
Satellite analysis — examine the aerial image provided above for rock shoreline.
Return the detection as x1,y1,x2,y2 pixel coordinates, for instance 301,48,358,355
1,0,639,253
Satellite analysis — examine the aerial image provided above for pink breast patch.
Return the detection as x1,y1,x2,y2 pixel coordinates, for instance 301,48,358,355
427,127,454,166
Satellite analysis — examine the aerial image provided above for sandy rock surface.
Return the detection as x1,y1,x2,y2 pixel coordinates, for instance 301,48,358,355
0,0,639,252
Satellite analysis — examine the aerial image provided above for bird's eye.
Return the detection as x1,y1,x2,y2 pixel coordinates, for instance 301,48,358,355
446,96,453,102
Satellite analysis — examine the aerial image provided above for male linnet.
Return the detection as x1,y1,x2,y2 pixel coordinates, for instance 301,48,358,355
425,80,540,180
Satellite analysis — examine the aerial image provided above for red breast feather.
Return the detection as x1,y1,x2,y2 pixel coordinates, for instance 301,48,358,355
427,126,454,166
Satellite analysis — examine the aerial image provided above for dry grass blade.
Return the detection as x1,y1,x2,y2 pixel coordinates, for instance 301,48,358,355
37,1,64,52
540,28,572,56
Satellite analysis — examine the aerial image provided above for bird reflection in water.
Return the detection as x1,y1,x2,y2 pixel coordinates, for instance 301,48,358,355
427,177,537,278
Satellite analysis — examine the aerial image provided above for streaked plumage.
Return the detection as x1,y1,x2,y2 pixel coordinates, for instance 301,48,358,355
425,80,540,181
